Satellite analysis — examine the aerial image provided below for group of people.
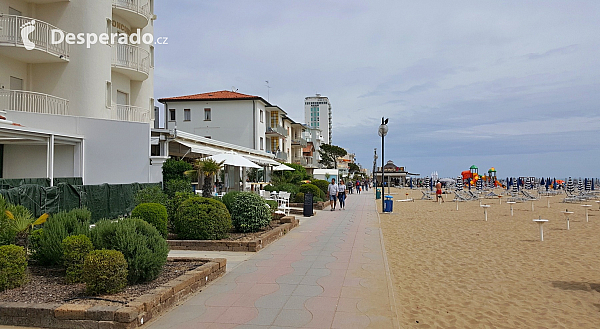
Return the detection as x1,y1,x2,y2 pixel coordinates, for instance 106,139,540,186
327,178,370,210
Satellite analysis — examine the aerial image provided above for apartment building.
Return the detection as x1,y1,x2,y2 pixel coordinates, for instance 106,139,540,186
0,0,160,184
304,93,332,144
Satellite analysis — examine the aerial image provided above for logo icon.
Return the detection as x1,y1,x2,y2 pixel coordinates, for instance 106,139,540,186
21,19,36,51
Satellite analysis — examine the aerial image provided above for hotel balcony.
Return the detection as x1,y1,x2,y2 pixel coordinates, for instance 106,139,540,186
112,0,151,29
275,151,288,162
111,104,150,123
265,125,288,137
303,156,318,168
292,157,307,166
111,44,150,81
291,137,307,147
0,90,69,115
0,15,70,63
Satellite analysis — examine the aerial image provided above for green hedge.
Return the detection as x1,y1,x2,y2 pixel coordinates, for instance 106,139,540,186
221,191,241,214
131,203,168,238
91,218,168,284
312,180,329,196
174,197,231,240
230,193,271,233
34,208,91,266
83,249,128,295
0,244,27,291
134,186,168,207
62,235,94,283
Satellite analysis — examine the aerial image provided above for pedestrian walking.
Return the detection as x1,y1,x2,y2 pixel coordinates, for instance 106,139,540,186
327,178,339,211
356,181,361,194
348,182,353,194
338,180,347,210
436,181,444,203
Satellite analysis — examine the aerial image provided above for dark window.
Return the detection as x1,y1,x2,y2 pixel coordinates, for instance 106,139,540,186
169,109,175,121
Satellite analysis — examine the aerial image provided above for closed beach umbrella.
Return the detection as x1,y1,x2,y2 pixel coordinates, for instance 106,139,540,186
577,179,584,192
592,179,595,191
585,178,591,191
409,177,413,189
424,176,430,190
512,178,518,194
567,177,574,194
476,178,483,190
456,176,463,191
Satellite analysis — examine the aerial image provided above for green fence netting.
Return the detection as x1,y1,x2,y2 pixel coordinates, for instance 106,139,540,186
0,177,83,189
0,182,160,222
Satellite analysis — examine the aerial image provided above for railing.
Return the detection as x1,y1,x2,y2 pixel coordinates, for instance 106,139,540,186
112,43,150,76
292,157,307,166
111,104,150,123
266,125,288,137
0,15,70,60
112,0,151,20
291,137,307,147
304,156,318,167
275,152,288,161
0,90,69,115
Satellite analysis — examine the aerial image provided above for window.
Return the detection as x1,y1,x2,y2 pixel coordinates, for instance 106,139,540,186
204,108,211,121
169,109,175,121
260,110,264,123
184,109,191,121
260,137,264,150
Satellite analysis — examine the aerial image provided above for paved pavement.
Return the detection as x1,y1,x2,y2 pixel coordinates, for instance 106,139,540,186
146,189,398,329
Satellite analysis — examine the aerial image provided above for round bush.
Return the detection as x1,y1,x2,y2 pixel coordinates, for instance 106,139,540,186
312,180,329,196
174,197,232,240
230,192,271,233
299,184,321,199
83,250,128,295
0,245,27,291
62,235,94,283
313,197,324,203
34,208,90,266
135,186,168,206
91,218,169,284
265,200,278,212
132,203,168,238
221,191,241,213
165,178,192,198
294,192,305,203
167,192,194,227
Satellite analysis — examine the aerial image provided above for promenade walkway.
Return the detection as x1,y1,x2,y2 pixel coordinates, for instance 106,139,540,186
146,189,398,329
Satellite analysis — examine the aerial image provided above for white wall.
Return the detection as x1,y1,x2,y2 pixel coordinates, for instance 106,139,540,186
7,111,153,185
3,144,47,178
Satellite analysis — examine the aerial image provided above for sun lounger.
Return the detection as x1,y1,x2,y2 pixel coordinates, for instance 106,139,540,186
521,190,539,200
453,191,470,202
421,190,433,200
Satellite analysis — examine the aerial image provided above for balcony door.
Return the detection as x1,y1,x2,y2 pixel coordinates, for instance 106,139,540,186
10,77,23,91
117,90,129,106
115,91,130,121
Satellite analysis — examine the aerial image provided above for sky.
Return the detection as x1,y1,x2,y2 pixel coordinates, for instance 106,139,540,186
154,1,600,179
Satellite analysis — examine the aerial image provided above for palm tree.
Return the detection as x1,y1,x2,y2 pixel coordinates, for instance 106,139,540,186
186,158,224,197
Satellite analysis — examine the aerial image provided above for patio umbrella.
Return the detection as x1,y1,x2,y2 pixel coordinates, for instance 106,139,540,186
209,152,261,169
273,163,295,171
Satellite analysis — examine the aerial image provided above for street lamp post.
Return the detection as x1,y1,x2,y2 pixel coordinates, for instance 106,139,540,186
379,117,389,212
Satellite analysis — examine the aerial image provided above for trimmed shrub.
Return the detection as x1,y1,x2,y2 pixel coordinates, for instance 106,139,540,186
174,196,232,240
167,192,194,228
83,249,128,295
299,184,321,199
313,197,324,203
230,192,271,233
274,183,300,200
163,158,193,182
266,200,279,212
312,180,329,196
34,208,90,265
91,218,168,284
165,178,192,198
294,192,305,203
62,235,94,283
0,244,27,291
131,203,168,238
135,186,168,206
221,191,241,213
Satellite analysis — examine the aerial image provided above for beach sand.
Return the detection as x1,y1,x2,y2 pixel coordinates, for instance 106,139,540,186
378,187,600,328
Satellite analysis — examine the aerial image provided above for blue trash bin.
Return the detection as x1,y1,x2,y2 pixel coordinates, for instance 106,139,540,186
384,195,393,212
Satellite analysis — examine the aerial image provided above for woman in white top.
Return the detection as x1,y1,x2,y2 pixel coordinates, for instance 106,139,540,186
338,180,347,210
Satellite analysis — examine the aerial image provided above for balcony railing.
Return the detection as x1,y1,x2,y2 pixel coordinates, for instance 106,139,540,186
266,125,288,137
0,15,69,60
291,137,307,147
111,104,150,123
275,151,288,161
292,157,307,166
0,90,69,115
113,0,151,20
112,44,150,79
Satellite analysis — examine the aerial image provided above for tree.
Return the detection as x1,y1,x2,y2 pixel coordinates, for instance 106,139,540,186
348,163,360,174
318,144,347,169
185,158,224,198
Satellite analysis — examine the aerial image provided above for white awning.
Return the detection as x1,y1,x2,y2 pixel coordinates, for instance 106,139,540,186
175,139,221,156
242,154,280,166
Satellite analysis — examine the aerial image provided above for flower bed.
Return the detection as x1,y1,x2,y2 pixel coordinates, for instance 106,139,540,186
0,258,226,328
168,216,299,252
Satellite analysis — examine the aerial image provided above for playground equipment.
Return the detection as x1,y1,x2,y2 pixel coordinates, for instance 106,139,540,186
460,165,503,188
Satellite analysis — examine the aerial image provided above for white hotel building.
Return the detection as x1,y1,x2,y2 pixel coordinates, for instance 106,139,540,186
0,0,162,184
304,93,332,145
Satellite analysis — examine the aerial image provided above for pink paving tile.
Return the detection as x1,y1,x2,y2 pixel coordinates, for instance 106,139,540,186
304,296,339,313
336,298,361,313
193,306,228,323
205,293,243,307
231,293,263,307
331,311,371,328
319,284,343,298
247,283,280,295
213,306,258,324
305,309,336,328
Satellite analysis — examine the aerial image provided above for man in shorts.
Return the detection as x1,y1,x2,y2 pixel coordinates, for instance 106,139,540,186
436,181,444,203
328,178,338,211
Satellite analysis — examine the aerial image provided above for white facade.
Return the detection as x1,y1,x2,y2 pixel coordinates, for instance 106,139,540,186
304,94,332,144
0,0,159,184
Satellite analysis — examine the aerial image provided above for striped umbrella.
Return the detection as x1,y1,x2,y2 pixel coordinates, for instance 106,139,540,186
455,176,463,191
512,178,519,194
585,178,591,191
476,178,483,190
531,177,536,189
424,176,430,190
577,179,584,192
567,177,575,194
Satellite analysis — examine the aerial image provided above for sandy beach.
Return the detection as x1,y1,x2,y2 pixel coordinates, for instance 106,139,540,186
379,187,600,328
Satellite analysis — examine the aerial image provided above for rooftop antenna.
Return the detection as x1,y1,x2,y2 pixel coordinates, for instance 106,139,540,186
231,86,238,92
265,81,271,101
